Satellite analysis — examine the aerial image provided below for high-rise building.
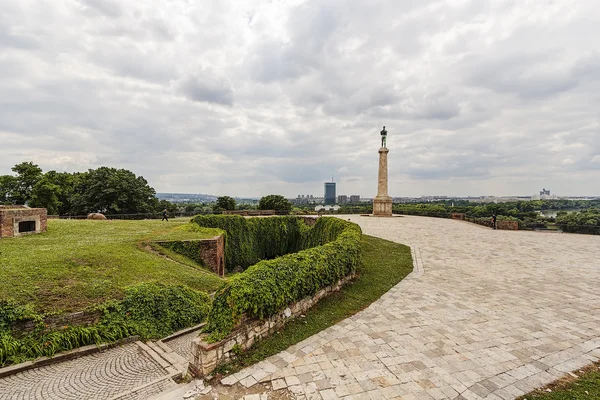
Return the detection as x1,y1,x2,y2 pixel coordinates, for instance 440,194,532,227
338,195,348,204
324,182,336,205
349,195,361,203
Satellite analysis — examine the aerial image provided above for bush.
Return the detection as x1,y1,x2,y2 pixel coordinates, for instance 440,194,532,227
202,217,362,341
556,209,600,235
0,283,211,366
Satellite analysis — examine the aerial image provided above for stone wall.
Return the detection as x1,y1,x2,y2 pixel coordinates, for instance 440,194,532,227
13,311,101,337
450,213,465,220
497,221,519,230
188,272,355,377
0,206,47,238
222,210,276,216
199,235,225,276
156,234,225,277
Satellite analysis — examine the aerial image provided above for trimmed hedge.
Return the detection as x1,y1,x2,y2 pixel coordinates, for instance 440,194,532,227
197,217,362,342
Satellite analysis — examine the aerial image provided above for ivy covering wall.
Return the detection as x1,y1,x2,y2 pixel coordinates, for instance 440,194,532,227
0,283,210,367
194,216,362,341
192,215,312,271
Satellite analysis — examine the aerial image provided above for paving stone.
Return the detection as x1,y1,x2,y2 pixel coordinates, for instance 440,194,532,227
3,216,599,400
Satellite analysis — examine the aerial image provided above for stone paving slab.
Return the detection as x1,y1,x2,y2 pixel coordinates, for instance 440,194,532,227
0,343,169,400
219,216,600,399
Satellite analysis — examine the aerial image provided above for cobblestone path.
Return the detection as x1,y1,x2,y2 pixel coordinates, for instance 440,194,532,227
219,216,600,400
0,343,168,400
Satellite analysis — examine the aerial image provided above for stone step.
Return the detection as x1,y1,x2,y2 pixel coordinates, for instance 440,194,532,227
108,374,178,400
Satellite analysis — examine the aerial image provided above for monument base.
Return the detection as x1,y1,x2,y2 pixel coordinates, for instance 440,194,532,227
372,196,393,217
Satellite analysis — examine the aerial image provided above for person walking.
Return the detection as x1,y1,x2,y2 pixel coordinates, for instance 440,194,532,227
162,209,169,222
492,214,497,230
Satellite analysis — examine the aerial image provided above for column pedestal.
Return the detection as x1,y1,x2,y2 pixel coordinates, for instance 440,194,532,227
373,147,393,217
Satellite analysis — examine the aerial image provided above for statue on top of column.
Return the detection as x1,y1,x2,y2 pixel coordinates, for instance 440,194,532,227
380,126,388,148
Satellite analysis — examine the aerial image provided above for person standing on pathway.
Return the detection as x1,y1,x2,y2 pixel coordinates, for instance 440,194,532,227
492,214,497,230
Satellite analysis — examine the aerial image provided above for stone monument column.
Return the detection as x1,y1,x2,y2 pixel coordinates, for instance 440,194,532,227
373,127,393,217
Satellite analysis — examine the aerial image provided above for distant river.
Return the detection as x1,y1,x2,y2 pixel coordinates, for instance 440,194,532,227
539,209,580,218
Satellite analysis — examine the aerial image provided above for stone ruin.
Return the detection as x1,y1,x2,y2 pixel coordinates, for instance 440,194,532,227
0,205,47,238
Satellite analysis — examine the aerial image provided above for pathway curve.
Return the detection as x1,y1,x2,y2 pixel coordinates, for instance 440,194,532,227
218,216,600,400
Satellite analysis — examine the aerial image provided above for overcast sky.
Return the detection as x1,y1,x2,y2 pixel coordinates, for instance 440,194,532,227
1,0,599,198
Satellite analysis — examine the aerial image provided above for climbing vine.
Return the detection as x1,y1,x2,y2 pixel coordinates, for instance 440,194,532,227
201,217,362,342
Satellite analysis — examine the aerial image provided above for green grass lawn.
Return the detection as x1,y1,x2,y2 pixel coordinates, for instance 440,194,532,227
0,219,225,313
215,234,413,375
518,362,600,400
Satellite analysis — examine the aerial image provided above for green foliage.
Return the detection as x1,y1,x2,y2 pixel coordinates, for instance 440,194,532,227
158,241,204,266
9,162,43,205
0,175,17,204
556,208,600,234
214,235,413,375
100,282,211,339
1,161,175,216
70,167,158,215
30,176,62,214
0,283,211,366
0,219,223,313
216,196,236,211
192,215,311,271
258,195,292,211
202,217,362,341
517,362,600,400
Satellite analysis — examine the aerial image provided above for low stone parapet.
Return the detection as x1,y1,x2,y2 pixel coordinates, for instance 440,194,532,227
450,213,465,220
497,221,519,230
222,210,277,216
188,273,355,377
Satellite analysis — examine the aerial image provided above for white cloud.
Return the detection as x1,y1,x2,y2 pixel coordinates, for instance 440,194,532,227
1,0,599,197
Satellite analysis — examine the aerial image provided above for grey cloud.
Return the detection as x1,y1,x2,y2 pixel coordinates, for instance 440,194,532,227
78,0,123,18
1,0,600,197
176,72,234,106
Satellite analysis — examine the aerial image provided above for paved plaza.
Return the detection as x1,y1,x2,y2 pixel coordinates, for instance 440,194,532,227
219,216,600,399
1,215,599,399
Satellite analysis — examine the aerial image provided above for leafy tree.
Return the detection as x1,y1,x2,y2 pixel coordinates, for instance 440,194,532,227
157,199,178,214
215,196,236,211
29,177,62,214
10,162,43,205
0,175,17,204
258,194,292,211
71,167,157,215
29,171,77,215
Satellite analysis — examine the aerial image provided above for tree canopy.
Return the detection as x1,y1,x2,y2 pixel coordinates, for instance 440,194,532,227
1,162,167,215
258,194,292,211
215,196,236,211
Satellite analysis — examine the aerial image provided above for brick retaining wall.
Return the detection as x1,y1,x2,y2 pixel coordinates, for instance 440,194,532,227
199,235,225,276
13,311,102,337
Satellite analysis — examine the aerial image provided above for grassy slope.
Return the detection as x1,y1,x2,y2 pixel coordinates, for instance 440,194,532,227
518,363,600,400
218,234,413,374
0,219,225,313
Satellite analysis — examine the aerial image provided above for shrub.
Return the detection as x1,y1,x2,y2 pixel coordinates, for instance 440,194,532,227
0,283,211,366
556,209,600,235
202,217,362,341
